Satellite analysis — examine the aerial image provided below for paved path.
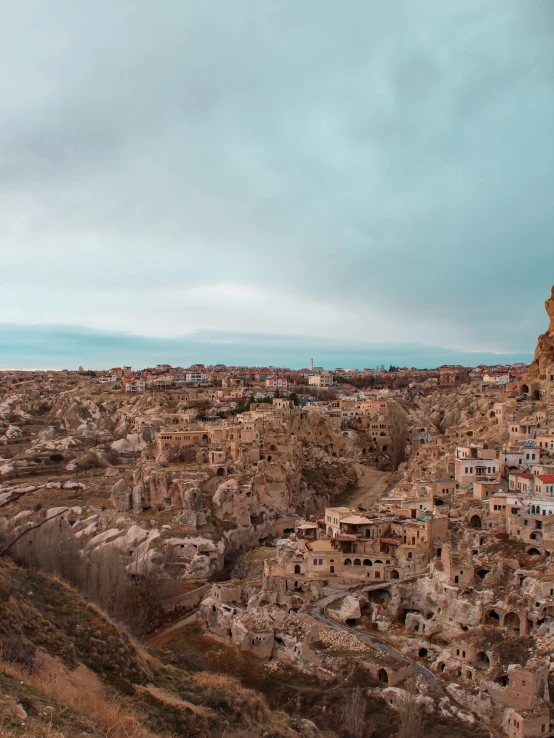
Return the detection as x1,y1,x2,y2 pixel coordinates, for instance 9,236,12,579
308,585,499,737
309,582,437,687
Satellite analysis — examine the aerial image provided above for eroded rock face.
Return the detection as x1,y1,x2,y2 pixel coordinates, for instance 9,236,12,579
179,484,207,528
546,286,554,333
213,479,256,526
528,285,554,382
165,536,224,579
110,479,132,512
131,466,209,511
331,595,361,623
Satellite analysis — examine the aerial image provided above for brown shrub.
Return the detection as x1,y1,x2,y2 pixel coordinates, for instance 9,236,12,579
0,634,39,672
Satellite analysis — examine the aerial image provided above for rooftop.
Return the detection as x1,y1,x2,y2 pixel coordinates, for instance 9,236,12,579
340,515,373,525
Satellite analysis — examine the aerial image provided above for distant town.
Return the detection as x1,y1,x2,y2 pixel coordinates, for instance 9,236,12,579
69,360,530,397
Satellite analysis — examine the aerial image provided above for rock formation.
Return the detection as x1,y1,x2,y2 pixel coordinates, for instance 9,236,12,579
110,478,132,512
527,284,554,384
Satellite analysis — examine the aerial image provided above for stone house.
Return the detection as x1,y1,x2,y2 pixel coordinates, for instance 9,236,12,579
361,652,413,687
455,446,500,485
441,543,474,587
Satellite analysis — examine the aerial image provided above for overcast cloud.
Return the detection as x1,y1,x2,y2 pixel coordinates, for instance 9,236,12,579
1,1,553,366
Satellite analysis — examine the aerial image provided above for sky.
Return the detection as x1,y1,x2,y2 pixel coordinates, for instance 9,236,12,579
1,1,553,368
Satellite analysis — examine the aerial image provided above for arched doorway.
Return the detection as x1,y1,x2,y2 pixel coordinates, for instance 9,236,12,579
377,669,388,684
363,559,372,566
476,651,490,668
470,515,482,529
344,559,352,566
216,467,226,476
521,384,530,394
527,547,541,556
504,612,521,634
390,569,400,579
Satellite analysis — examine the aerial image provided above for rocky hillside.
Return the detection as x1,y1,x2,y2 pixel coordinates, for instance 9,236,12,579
0,557,296,738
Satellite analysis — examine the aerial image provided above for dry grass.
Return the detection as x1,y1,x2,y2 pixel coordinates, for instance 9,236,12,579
193,671,249,696
0,651,166,738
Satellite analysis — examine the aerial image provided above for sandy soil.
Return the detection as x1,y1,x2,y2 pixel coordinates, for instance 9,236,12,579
348,463,393,509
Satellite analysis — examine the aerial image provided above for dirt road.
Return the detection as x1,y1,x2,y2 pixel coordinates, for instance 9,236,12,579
349,464,393,509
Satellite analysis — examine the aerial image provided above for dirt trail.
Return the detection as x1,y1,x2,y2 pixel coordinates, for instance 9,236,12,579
136,684,214,717
348,464,392,509
147,610,198,647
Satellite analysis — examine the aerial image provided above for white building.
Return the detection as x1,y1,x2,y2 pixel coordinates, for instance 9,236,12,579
186,371,208,383
125,378,146,393
309,371,334,387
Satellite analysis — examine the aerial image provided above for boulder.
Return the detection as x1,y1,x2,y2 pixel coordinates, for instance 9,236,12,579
111,478,132,512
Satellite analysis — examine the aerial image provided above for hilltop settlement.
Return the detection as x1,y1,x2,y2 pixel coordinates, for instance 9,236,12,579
2,287,554,738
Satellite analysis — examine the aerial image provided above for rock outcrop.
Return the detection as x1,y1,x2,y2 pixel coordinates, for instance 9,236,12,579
527,284,554,384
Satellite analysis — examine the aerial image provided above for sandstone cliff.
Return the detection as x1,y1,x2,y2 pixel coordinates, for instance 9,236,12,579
527,284,554,382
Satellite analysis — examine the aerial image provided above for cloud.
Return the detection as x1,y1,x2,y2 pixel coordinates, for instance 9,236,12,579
0,0,553,358
0,323,534,371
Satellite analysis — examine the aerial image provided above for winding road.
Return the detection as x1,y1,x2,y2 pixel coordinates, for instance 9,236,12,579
308,583,498,737
308,580,437,686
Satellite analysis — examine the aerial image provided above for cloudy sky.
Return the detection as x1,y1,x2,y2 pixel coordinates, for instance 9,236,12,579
1,1,553,368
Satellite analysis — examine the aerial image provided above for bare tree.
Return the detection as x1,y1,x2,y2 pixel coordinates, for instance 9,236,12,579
0,509,70,558
387,403,409,470
397,679,423,738
124,546,174,637
342,688,367,738
3,513,168,637
167,444,198,464
230,551,255,581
